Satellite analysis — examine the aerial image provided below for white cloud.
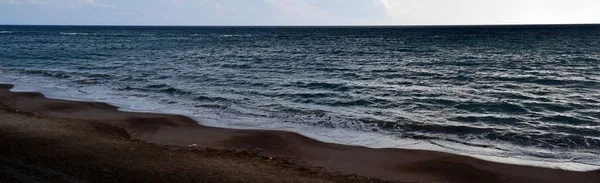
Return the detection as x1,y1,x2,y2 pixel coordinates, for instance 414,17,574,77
378,0,600,25
379,0,418,17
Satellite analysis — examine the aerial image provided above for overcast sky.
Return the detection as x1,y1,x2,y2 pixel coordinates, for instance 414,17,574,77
2,0,600,25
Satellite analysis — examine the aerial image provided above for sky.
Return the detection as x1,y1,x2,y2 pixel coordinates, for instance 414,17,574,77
1,0,600,25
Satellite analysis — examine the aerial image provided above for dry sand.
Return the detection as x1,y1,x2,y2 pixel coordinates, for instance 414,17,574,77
1,83,599,182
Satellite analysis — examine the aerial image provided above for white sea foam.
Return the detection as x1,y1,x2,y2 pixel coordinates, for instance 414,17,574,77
220,34,254,37
1,74,599,172
59,32,92,36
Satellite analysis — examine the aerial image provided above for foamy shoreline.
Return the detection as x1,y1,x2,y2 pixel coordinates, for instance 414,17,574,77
2,78,598,172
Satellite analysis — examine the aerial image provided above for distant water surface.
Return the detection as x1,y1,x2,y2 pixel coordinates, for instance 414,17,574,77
1,25,599,170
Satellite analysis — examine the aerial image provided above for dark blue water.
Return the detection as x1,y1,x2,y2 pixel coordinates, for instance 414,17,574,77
1,25,599,169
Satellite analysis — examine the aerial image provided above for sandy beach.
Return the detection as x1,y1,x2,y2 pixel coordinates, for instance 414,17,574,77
1,83,599,183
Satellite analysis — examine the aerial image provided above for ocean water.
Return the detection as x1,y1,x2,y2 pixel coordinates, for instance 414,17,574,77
1,25,599,170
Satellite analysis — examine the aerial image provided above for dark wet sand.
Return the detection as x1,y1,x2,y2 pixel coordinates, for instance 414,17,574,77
1,83,599,182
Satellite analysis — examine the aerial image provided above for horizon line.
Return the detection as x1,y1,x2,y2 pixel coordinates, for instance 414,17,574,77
1,23,600,27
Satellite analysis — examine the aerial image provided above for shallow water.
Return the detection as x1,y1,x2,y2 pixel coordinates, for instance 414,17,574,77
1,25,599,170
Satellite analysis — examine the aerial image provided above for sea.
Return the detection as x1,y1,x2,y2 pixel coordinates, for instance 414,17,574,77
1,25,599,171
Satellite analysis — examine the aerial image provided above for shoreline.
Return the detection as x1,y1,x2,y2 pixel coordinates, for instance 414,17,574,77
1,83,599,182
5,79,599,172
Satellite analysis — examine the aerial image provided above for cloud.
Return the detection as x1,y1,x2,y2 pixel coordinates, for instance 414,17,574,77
377,0,600,25
379,0,418,17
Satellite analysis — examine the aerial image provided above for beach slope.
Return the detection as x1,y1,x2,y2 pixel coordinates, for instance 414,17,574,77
1,84,599,182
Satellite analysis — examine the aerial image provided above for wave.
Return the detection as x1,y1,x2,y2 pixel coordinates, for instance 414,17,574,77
397,124,600,150
220,63,252,69
0,31,15,34
59,32,93,36
454,101,529,114
15,69,114,82
571,57,600,62
523,102,578,112
122,85,192,96
22,69,73,79
220,34,254,38
329,97,398,108
485,75,600,87
539,115,597,125
448,115,524,124
291,81,351,91
194,95,229,102
487,92,536,100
